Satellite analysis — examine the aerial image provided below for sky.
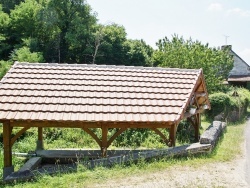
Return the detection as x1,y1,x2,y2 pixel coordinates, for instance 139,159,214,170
86,0,250,64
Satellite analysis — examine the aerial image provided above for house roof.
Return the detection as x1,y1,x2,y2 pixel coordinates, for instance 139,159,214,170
228,75,250,82
0,62,209,123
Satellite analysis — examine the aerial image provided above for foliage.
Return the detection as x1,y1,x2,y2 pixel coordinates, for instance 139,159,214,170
125,39,154,66
0,60,12,78
113,128,150,148
0,0,156,67
207,92,231,118
9,0,42,44
153,35,234,93
176,120,195,144
94,24,129,65
45,0,97,63
0,4,11,60
0,0,24,14
10,46,44,62
205,87,250,120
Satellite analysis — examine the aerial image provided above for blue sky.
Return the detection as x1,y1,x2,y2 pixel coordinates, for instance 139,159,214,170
87,0,250,64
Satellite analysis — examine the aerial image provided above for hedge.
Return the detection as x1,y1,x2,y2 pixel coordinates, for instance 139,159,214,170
205,87,250,121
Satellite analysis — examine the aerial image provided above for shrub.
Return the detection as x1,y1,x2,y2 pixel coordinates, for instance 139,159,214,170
114,128,150,148
0,60,12,79
205,87,250,121
10,46,44,63
176,120,195,144
206,92,231,119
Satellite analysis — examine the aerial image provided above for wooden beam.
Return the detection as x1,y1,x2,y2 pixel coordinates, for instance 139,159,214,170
82,128,102,147
38,127,43,141
194,113,201,141
169,124,177,147
10,126,30,147
101,126,108,157
187,114,201,142
107,128,127,148
150,128,169,145
11,121,100,128
10,120,172,129
37,127,44,150
3,121,12,167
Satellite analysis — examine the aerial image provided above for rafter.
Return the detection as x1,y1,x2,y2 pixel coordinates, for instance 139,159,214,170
82,128,102,147
10,126,31,147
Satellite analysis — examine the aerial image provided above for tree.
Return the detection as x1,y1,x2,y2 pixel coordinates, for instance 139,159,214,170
94,24,129,65
43,0,97,63
0,4,10,60
125,39,154,67
153,35,233,93
0,0,23,14
10,46,44,62
9,0,42,45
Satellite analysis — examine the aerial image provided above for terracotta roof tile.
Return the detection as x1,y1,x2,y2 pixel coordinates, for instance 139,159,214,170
0,62,209,123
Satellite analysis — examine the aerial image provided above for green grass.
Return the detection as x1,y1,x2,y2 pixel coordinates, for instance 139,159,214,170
0,119,246,188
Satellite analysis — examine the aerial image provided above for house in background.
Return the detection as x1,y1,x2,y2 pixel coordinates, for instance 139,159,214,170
224,45,250,88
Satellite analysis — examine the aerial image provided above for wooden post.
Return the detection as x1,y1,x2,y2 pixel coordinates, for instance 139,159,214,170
101,126,108,157
194,113,201,142
169,124,177,147
3,121,14,179
36,127,44,150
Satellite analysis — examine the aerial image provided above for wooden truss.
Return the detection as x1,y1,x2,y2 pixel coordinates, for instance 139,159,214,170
2,113,202,179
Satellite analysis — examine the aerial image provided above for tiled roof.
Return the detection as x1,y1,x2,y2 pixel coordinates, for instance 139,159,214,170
0,62,206,123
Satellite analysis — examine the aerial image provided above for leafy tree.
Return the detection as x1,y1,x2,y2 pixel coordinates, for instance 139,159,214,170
0,60,12,78
90,25,105,64
126,39,154,66
153,35,233,93
1,0,155,67
94,24,129,65
9,0,42,46
10,46,44,62
42,0,97,63
0,0,23,14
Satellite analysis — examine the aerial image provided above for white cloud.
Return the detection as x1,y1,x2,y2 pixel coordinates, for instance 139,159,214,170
239,48,250,64
208,3,223,11
227,8,250,17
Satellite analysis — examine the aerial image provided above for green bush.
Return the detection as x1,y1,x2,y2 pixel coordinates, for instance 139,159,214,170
10,46,44,63
176,120,195,144
205,87,250,121
0,60,12,79
206,92,231,119
114,128,150,148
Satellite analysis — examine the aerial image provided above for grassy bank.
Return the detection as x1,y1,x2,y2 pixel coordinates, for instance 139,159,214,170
0,120,246,188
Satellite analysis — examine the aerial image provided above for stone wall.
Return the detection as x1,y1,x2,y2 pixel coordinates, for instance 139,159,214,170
200,121,226,147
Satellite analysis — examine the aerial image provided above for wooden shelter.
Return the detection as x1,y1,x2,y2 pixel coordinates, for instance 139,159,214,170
0,62,210,178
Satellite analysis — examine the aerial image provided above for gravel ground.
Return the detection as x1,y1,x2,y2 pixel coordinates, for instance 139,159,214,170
93,158,248,188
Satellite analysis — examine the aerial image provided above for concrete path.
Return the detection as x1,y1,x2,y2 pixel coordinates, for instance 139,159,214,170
245,118,250,186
